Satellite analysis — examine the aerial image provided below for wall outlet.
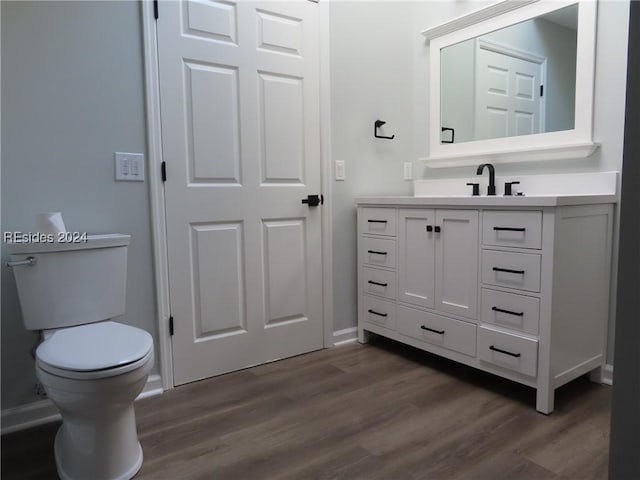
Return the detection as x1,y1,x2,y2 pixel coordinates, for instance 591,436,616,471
115,152,145,182
335,160,345,181
403,162,413,180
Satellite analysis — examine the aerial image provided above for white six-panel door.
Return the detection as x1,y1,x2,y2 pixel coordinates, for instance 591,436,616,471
157,0,324,385
475,41,545,140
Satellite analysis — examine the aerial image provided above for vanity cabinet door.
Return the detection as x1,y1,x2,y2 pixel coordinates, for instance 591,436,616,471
398,209,436,308
434,209,479,320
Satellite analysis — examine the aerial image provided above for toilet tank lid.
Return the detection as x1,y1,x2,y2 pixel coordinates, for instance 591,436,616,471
36,321,153,372
6,233,130,254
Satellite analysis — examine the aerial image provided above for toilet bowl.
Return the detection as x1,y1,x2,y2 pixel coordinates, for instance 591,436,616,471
7,234,154,480
35,321,154,480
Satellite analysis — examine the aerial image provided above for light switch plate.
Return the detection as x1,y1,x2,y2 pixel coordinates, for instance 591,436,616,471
335,160,345,181
403,162,413,180
115,152,145,182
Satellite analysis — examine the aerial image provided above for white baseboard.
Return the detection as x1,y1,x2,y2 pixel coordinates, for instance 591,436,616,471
333,327,358,346
1,374,163,435
603,364,613,386
137,373,164,400
0,399,60,436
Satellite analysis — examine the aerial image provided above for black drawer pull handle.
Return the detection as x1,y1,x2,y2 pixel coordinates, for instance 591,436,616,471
489,345,521,358
492,306,524,317
493,267,525,275
426,225,433,232
368,309,388,317
493,227,526,232
368,219,387,223
420,325,445,335
368,280,388,287
367,250,387,255
434,226,441,233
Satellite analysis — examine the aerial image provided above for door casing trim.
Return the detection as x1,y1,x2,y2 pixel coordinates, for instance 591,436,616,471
140,0,334,390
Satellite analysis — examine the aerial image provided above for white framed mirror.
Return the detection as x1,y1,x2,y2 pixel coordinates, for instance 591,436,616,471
423,0,598,167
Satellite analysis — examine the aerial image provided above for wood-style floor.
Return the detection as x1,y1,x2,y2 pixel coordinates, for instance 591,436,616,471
2,336,611,479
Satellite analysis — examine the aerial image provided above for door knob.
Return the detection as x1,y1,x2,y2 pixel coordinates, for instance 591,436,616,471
301,194,323,207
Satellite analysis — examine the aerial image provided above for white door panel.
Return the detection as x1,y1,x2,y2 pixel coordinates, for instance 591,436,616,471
476,42,545,140
191,222,246,339
398,209,436,308
435,210,479,319
158,0,324,385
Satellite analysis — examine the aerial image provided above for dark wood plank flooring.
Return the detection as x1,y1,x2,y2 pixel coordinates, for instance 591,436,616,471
1,336,611,479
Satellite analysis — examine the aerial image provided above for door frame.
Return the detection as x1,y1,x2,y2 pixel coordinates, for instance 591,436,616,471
140,0,334,391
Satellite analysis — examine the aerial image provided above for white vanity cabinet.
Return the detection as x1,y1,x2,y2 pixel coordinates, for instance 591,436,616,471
357,197,614,414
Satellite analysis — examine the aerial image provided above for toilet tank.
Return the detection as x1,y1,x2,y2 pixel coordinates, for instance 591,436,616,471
8,234,130,331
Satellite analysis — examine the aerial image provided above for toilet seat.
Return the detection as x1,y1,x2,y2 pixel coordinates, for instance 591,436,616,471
36,321,153,380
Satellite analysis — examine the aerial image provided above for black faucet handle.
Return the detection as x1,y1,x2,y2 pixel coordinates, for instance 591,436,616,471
466,182,480,196
504,181,521,196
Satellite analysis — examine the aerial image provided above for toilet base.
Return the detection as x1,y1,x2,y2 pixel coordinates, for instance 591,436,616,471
35,339,153,480
54,422,144,480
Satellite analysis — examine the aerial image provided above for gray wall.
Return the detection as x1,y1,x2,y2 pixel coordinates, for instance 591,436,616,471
1,1,157,409
330,1,414,331
609,1,640,475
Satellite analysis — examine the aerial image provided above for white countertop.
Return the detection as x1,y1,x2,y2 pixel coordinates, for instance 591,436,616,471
355,194,617,207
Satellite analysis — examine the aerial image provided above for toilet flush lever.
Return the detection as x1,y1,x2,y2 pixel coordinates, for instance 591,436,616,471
6,256,37,268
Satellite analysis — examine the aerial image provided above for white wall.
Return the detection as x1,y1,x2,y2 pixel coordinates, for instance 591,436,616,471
1,1,158,409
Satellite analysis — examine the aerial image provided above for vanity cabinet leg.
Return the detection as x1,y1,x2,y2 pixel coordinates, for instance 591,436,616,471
358,327,371,344
589,366,604,384
536,386,555,415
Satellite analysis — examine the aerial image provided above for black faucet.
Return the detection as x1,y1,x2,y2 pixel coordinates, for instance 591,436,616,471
476,163,496,196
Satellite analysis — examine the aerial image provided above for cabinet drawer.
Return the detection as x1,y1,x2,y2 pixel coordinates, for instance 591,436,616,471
360,208,397,236
481,288,540,336
362,267,397,300
397,305,476,357
482,210,542,249
478,326,538,377
362,236,396,269
363,295,396,330
482,250,541,293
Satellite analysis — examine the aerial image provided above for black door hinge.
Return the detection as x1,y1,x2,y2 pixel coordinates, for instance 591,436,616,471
540,85,544,97
169,316,174,336
161,161,167,182
154,0,159,20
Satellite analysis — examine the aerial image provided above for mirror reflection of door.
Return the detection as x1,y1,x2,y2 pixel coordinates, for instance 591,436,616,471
439,3,578,144
474,39,546,140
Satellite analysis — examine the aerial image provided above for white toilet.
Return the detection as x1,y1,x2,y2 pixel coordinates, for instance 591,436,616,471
8,234,154,480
